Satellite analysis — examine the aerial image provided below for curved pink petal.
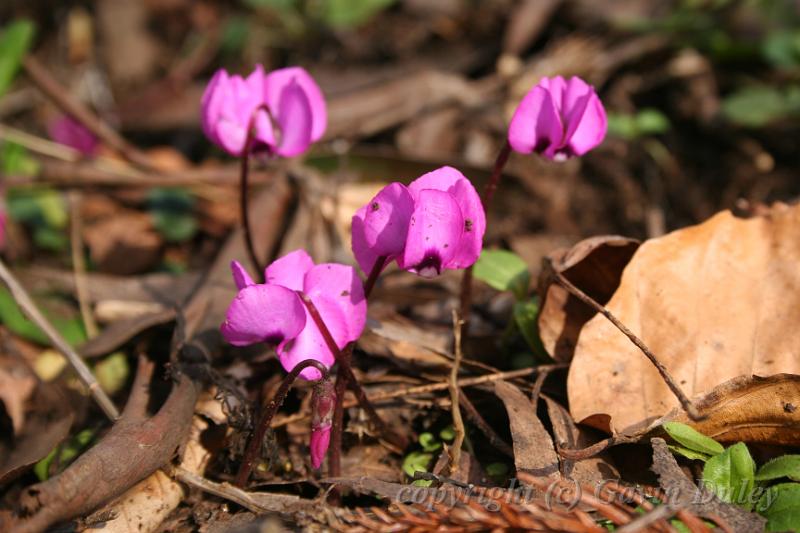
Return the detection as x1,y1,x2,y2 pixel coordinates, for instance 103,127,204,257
508,85,564,158
265,66,327,143
274,79,313,157
48,116,98,156
407,167,485,269
230,260,255,290
448,177,485,268
216,117,248,156
220,284,306,347
540,76,567,112
563,78,607,156
399,189,463,278
265,249,314,291
303,263,366,342
201,69,229,145
278,299,347,380
361,182,413,257
351,206,382,275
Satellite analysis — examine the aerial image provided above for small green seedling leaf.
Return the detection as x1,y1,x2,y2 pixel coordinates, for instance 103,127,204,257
439,425,455,442
474,249,530,300
702,442,756,510
756,455,800,482
402,450,433,486
0,287,86,346
148,188,197,243
756,483,800,532
668,444,712,462
94,352,130,396
33,428,95,481
418,432,441,452
0,19,35,99
513,297,548,358
663,421,724,456
315,0,396,28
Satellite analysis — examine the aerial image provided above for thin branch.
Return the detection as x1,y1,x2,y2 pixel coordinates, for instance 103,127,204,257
0,257,118,421
446,310,466,475
22,55,154,170
458,391,514,458
546,257,703,421
69,192,98,338
272,366,539,428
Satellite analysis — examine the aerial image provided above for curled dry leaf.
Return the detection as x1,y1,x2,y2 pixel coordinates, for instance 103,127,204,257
567,205,800,433
537,235,639,362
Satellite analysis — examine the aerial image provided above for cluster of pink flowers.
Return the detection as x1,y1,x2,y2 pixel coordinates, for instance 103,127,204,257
204,64,607,470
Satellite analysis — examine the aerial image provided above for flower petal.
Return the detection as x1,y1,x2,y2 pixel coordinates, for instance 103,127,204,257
309,424,331,469
277,300,345,380
230,260,255,290
265,249,314,291
399,189,463,278
540,76,567,112
265,66,327,143
201,69,229,145
303,263,367,342
407,167,485,269
274,79,313,157
562,77,607,157
221,284,306,347
361,182,413,257
351,205,382,275
507,84,564,158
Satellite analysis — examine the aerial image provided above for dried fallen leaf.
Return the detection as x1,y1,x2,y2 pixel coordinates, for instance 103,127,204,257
567,205,800,433
537,235,639,362
494,380,559,480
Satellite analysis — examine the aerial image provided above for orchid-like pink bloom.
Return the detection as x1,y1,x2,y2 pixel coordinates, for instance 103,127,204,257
309,378,336,469
48,116,98,156
508,75,607,161
352,166,486,279
221,250,365,380
201,65,326,157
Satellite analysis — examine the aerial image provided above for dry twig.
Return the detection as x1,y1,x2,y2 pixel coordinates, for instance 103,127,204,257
447,310,466,475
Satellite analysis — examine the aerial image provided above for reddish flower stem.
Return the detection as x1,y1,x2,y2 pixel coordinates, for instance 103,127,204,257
298,294,406,448
363,255,387,299
239,104,275,282
460,140,512,331
234,358,330,487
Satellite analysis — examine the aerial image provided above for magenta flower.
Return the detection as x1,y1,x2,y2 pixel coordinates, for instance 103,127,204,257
201,65,326,157
48,116,98,156
508,75,606,161
352,166,485,278
309,378,336,469
221,250,366,380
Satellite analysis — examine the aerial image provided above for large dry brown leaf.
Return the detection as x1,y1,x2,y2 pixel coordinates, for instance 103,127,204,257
568,205,800,433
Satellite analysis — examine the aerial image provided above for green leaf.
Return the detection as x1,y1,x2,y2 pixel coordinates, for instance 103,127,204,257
635,109,670,135
418,432,441,452
94,353,130,396
668,444,712,462
314,0,396,28
721,86,800,127
0,19,35,99
402,450,432,481
0,287,86,346
702,442,756,509
473,249,530,299
756,483,800,532
33,428,95,481
439,425,455,442
486,462,509,478
663,421,724,456
148,188,197,243
0,142,39,176
513,297,548,358
756,455,800,482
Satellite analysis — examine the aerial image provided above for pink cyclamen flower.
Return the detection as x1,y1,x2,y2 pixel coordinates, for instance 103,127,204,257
201,65,326,157
351,166,486,278
48,116,98,156
508,75,607,161
220,250,366,380
309,378,336,469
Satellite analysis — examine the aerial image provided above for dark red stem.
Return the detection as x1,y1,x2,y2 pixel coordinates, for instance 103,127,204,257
239,104,275,282
234,358,329,487
460,140,512,331
298,293,406,449
363,255,387,299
